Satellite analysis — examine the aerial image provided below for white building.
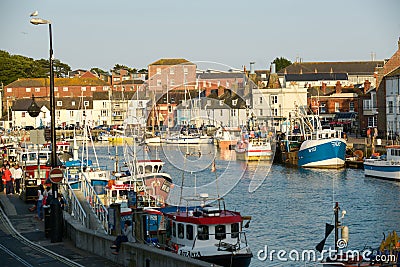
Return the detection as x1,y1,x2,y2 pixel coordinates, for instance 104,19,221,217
385,67,400,138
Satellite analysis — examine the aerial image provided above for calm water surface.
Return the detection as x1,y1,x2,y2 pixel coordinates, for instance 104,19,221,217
87,143,400,267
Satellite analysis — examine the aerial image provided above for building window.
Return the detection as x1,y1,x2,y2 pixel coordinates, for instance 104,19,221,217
81,87,86,91
54,87,58,92
138,101,143,107
157,80,162,86
335,102,340,112
84,101,89,107
70,111,74,117
170,68,174,74
22,112,25,118
72,101,76,106
170,79,175,86
368,116,377,128
349,102,354,112
184,67,188,74
91,86,96,91
231,109,236,116
220,109,223,117
259,97,263,104
388,101,393,114
232,99,238,106
198,225,209,240
63,87,68,92
271,95,278,104
215,225,226,240
156,68,161,75
219,100,224,106
102,102,107,108
101,110,108,116
7,88,12,93
273,109,278,116
259,109,263,116
35,88,40,92
26,88,31,93
363,99,371,110
56,110,60,117
57,101,62,106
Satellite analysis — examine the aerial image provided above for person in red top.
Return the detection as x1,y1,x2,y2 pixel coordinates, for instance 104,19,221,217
3,165,13,195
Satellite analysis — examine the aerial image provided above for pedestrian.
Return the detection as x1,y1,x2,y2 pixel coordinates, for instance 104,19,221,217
4,165,13,195
0,165,5,193
13,164,23,194
37,184,44,221
110,220,136,255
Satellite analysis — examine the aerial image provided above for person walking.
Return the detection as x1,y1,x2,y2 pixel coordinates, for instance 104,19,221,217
37,184,44,221
4,165,13,195
13,164,23,194
1,166,5,193
110,220,136,255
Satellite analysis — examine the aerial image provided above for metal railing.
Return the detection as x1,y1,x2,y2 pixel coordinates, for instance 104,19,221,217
60,181,87,227
80,173,109,233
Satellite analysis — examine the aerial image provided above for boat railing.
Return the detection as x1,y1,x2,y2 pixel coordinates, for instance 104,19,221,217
190,231,249,251
80,173,109,234
60,181,88,228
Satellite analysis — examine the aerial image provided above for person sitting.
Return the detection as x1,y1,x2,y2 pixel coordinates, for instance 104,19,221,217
110,220,136,255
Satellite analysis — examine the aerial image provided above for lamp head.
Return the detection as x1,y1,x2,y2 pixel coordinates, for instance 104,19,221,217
30,11,38,17
30,18,51,25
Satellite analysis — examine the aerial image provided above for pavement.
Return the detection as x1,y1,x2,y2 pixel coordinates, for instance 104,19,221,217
0,191,121,267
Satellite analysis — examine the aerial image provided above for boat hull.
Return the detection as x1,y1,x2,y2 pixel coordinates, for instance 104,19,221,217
364,160,400,181
298,138,346,168
198,252,252,267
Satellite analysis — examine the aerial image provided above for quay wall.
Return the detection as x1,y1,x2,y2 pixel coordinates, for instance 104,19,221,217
63,212,213,267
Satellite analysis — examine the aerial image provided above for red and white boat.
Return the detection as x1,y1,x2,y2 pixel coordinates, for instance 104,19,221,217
164,194,253,267
235,132,273,161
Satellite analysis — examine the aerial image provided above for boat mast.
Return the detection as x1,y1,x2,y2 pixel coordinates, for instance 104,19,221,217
334,202,339,252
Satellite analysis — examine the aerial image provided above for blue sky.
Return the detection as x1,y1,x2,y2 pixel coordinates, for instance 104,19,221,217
1,0,399,72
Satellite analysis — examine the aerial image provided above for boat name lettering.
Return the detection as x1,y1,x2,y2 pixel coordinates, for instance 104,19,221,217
180,250,201,258
331,141,341,147
308,147,316,153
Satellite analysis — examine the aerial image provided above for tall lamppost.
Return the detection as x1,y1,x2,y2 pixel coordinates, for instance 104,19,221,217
30,12,62,243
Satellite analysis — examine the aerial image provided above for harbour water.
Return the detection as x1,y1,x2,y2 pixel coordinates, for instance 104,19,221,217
87,143,399,266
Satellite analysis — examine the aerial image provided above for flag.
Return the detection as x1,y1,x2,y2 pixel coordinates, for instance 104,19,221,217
316,223,335,253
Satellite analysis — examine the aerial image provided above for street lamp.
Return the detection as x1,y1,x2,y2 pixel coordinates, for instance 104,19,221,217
30,12,62,243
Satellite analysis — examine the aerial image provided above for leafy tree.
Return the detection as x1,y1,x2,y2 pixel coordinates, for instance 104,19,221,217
272,57,292,72
91,67,109,76
111,64,138,74
0,50,71,84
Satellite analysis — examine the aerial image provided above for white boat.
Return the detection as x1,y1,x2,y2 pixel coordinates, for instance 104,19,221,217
163,194,253,267
364,145,400,181
164,134,213,144
235,116,274,161
96,132,112,142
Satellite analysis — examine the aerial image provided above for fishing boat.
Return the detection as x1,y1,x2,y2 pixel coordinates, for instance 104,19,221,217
163,194,253,267
235,115,274,161
214,127,240,150
116,159,173,208
297,115,346,168
364,145,400,181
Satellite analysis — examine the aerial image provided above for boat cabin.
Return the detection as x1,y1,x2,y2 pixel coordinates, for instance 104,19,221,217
386,145,400,161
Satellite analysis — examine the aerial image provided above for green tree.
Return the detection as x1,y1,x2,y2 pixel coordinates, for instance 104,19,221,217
272,57,292,72
91,67,109,76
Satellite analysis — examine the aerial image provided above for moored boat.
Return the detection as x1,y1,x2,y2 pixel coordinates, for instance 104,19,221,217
163,194,253,267
364,145,400,181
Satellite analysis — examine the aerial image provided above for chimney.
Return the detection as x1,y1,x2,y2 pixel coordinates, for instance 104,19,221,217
270,63,276,74
398,37,400,50
250,62,255,74
364,80,371,94
335,81,342,94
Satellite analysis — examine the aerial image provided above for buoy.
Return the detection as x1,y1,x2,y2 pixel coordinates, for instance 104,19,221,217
341,226,349,243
